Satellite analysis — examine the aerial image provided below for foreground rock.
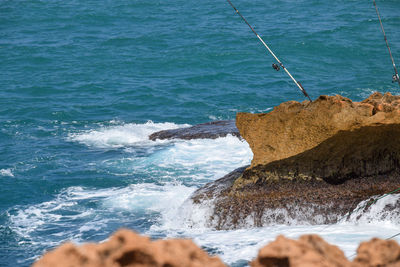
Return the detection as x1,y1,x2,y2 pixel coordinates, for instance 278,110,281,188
33,229,226,267
149,120,240,140
252,235,349,267
34,231,400,267
252,235,400,267
354,238,400,266
192,93,400,229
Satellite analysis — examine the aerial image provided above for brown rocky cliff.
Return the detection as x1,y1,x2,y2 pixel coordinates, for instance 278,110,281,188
190,92,400,229
236,92,400,168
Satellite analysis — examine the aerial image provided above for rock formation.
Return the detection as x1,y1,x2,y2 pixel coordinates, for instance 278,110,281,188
149,120,240,141
33,229,226,267
252,235,400,267
34,230,400,267
237,92,400,167
353,238,400,267
191,92,400,229
251,235,349,267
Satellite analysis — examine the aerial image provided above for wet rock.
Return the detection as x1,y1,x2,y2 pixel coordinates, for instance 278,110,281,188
251,235,350,267
192,166,248,204
33,229,226,267
191,165,400,229
191,93,400,229
149,120,240,141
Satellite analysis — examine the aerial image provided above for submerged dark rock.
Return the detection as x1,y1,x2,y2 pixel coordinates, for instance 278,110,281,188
149,120,240,141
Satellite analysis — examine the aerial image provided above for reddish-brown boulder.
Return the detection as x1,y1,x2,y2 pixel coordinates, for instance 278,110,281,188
33,229,226,267
251,235,350,267
353,238,400,267
33,231,400,267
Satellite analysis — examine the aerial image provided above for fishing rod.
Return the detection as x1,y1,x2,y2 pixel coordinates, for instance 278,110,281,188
226,0,312,102
373,0,400,86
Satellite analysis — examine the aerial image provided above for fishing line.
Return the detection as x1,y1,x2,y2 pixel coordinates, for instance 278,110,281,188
226,0,312,102
373,0,400,86
321,186,400,260
348,228,400,260
317,186,400,238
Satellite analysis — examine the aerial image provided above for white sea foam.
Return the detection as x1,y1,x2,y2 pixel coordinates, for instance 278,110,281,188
182,223,400,264
68,121,190,148
72,122,253,183
11,121,252,250
9,186,400,266
13,120,400,266
153,135,252,180
0,168,14,177
345,194,400,224
148,192,400,264
149,197,400,264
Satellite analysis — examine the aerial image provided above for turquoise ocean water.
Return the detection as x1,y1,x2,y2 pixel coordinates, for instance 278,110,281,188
1,0,400,266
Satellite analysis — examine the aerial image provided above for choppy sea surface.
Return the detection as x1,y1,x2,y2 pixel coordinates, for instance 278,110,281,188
1,0,400,266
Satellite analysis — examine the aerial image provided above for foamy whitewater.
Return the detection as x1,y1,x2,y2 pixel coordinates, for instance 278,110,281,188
3,1,400,265
4,122,400,266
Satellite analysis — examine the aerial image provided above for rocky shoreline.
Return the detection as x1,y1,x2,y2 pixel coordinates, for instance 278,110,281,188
190,92,400,229
34,92,400,266
34,229,400,267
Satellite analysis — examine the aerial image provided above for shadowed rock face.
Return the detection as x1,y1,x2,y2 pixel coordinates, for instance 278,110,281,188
237,92,400,168
191,93,400,230
238,124,400,186
149,120,240,141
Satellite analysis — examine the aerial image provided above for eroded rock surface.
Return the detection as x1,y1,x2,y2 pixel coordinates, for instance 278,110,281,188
252,235,349,267
191,93,400,229
34,231,400,267
149,120,240,141
252,235,400,267
237,92,400,167
33,229,226,267
353,238,400,267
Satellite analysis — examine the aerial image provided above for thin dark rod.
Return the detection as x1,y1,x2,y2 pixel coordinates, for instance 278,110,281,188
373,0,400,86
226,0,312,101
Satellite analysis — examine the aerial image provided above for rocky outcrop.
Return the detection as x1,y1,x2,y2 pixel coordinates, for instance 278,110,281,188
252,235,400,267
34,231,400,267
192,166,400,229
252,235,349,267
353,238,400,266
33,229,226,267
149,120,240,141
191,93,400,229
237,92,400,167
